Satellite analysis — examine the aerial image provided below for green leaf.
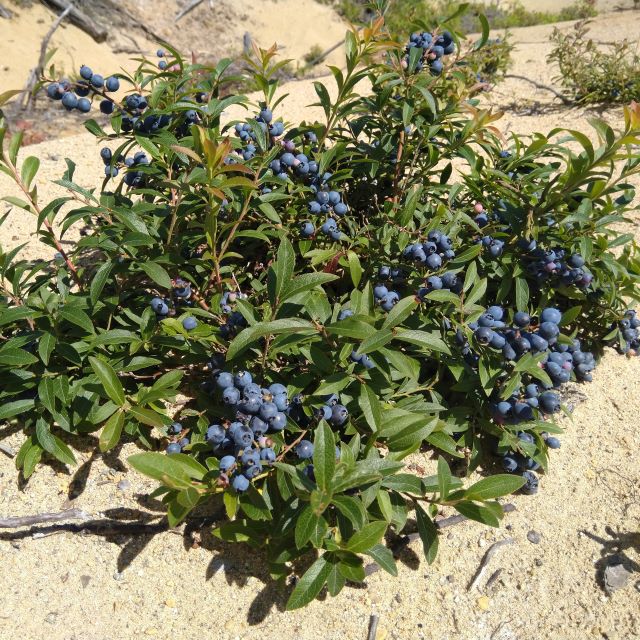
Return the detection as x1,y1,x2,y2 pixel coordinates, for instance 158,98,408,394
415,503,439,564
226,319,316,359
128,405,169,427
37,378,56,414
515,278,529,312
313,420,335,493
331,495,366,529
90,261,113,306
270,236,295,305
38,332,56,366
0,348,39,366
59,306,95,334
454,500,501,527
35,418,76,466
358,384,382,432
89,356,126,406
345,520,387,553
381,473,424,495
140,261,172,288
0,398,35,420
394,329,451,355
99,410,125,452
286,554,332,610
437,456,452,500
356,329,393,355
464,474,526,501
283,272,337,301
381,296,418,330
295,505,321,549
347,250,363,287
20,156,40,189
365,543,398,576
128,452,201,490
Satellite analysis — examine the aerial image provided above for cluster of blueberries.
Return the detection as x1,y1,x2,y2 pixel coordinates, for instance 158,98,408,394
402,228,456,271
99,147,149,185
150,279,197,330
166,370,348,493
300,189,349,241
219,291,248,339
519,240,593,289
615,309,640,354
45,65,120,114
404,30,455,75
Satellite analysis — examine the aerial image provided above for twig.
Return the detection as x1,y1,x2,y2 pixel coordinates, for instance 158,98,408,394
175,0,207,22
485,568,503,589
467,538,514,591
367,614,379,640
23,0,76,110
0,443,16,458
41,0,107,41
504,74,572,105
0,507,90,529
0,3,13,19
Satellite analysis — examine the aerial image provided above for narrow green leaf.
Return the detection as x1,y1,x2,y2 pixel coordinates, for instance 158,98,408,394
365,543,398,576
90,261,113,306
464,474,526,501
286,554,331,610
415,503,439,564
140,261,172,288
99,410,125,452
358,384,382,432
89,356,126,406
59,306,95,334
345,520,387,553
313,420,335,493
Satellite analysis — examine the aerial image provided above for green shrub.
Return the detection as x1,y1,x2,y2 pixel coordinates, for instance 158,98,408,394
1,2,639,609
548,19,640,104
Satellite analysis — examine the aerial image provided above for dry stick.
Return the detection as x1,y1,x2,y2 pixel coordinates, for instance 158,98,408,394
0,3,12,19
23,0,76,111
367,614,379,640
175,0,208,23
41,0,107,41
0,508,90,529
0,443,16,458
503,74,572,105
467,537,514,591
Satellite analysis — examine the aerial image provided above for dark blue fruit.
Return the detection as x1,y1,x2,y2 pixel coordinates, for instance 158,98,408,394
520,471,539,495
295,440,314,459
182,316,197,331
166,443,182,454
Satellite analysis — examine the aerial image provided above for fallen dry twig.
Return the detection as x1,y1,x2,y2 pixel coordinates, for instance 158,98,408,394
41,0,107,42
504,74,572,105
367,614,379,640
0,507,90,529
467,538,515,591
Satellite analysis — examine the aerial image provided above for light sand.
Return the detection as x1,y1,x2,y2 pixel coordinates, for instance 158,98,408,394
1,7,639,640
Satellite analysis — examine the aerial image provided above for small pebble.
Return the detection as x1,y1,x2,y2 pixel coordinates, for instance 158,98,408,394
117,479,131,491
527,530,542,544
80,575,91,588
476,595,490,611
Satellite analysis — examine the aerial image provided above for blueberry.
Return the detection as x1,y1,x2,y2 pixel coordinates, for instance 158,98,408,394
249,416,268,436
216,371,235,389
219,455,236,472
426,253,442,269
330,404,349,426
233,425,254,447
105,76,120,92
502,455,518,472
233,371,252,389
474,326,494,345
90,74,104,88
321,218,337,234
300,221,315,237
315,405,332,421
295,440,314,459
520,471,539,495
259,402,278,421
61,92,78,110
524,384,539,398
222,386,241,405
166,443,182,454
441,272,457,289
490,332,506,349
169,422,182,435
273,394,289,411
546,436,561,449
182,316,197,331
150,297,165,312
260,448,276,464
338,309,354,321
79,65,93,80
329,228,342,241
269,412,287,431
539,322,560,340
232,474,250,492
487,306,504,321
77,98,91,113
46,83,61,100
206,424,225,445
334,202,348,216
540,308,562,324
539,391,560,414
100,147,112,163
496,401,511,417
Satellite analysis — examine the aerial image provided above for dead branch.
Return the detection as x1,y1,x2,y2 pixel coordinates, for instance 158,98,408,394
0,3,13,19
504,74,572,105
467,538,514,591
367,615,379,640
0,507,90,529
23,0,76,110
175,0,208,23
41,0,107,42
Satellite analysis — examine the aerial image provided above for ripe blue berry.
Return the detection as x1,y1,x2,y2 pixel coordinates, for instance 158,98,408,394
206,424,225,445
166,443,182,454
502,455,518,472
295,440,314,459
61,92,78,110
540,308,562,324
232,474,250,492
219,455,236,472
233,425,254,447
300,221,315,237
79,65,93,80
260,448,276,464
90,74,104,88
539,392,560,414
182,316,197,331
520,471,539,495
330,404,349,426
77,98,91,113
222,386,241,405
474,326,494,345
334,202,348,216
169,422,182,435
269,412,287,431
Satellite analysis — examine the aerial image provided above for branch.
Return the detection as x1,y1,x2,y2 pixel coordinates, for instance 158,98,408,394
23,0,76,110
467,537,514,591
504,74,572,105
0,3,13,19
175,0,209,23
0,507,90,529
41,0,107,42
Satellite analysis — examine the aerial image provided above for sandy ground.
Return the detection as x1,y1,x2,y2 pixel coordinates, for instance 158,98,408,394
1,7,639,640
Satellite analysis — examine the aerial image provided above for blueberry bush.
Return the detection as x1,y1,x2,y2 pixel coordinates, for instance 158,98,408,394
1,1,640,609
548,19,640,104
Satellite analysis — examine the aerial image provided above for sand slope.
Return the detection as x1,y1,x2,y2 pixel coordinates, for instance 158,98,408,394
0,8,639,640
